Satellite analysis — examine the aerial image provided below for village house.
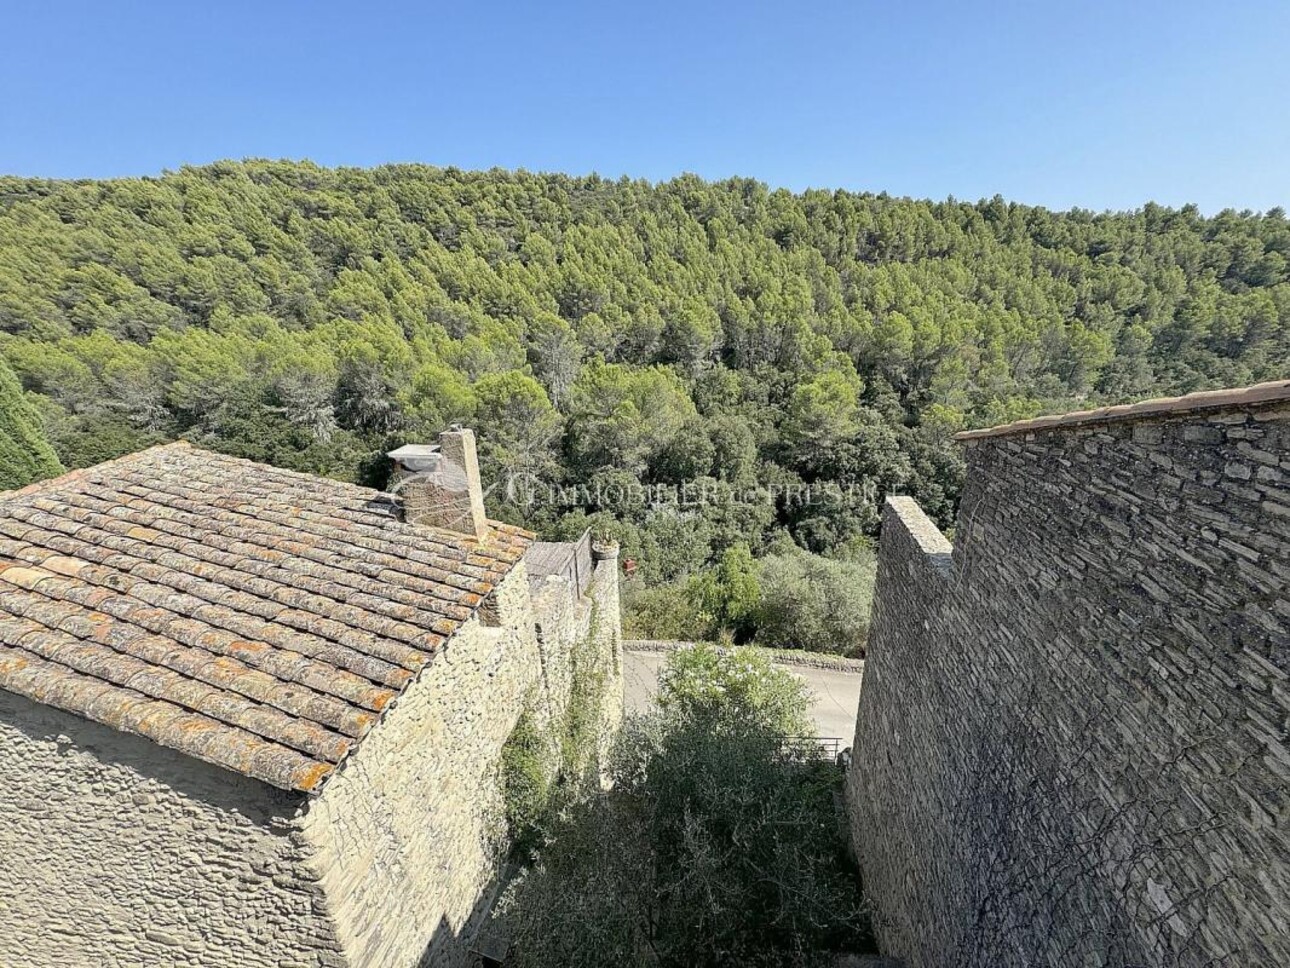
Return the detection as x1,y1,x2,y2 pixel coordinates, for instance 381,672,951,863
0,427,622,968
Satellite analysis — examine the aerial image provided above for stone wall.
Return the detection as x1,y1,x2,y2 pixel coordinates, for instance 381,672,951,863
0,552,624,968
848,399,1289,967
301,554,624,968
301,565,542,968
0,690,339,968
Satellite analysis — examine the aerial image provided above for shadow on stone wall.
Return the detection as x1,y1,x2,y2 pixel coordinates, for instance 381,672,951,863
0,688,303,821
416,877,508,968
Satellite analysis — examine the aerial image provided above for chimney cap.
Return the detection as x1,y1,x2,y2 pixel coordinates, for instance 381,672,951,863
388,443,442,472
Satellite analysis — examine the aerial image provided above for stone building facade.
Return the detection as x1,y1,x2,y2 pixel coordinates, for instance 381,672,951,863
0,430,622,968
848,381,1289,967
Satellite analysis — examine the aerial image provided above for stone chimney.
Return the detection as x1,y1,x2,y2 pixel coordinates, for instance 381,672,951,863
388,426,488,539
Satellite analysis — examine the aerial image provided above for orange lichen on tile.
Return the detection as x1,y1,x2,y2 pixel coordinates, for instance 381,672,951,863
0,444,531,793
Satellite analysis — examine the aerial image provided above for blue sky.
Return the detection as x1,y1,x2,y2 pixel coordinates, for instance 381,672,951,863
3,0,1287,212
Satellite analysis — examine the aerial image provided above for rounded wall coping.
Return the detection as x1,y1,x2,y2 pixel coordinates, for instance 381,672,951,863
592,540,620,560
953,378,1290,443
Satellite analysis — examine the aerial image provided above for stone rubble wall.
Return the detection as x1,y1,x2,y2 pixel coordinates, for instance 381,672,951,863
301,565,542,968
847,402,1289,967
0,690,339,968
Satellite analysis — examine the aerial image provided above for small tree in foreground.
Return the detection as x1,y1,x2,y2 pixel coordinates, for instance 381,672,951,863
500,646,872,967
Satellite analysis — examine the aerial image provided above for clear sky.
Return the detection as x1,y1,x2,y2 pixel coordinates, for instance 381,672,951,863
3,0,1287,213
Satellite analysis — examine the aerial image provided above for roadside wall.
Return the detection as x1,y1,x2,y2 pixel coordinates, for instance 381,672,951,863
848,396,1289,967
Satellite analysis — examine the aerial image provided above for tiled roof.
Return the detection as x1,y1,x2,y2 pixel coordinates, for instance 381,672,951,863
0,443,532,793
954,379,1290,442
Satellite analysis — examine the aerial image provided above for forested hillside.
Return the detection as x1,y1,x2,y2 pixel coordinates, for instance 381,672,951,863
1,161,1286,646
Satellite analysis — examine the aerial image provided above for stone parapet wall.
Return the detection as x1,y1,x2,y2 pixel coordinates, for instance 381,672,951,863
848,398,1289,967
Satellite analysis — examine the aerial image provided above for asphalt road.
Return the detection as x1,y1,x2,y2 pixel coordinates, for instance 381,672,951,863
622,649,864,743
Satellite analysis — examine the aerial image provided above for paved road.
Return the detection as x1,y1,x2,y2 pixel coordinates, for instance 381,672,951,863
622,649,863,743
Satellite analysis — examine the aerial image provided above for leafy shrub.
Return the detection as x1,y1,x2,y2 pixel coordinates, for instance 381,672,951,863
657,642,811,736
500,647,871,966
689,543,761,642
622,580,713,641
753,546,875,656
0,355,62,489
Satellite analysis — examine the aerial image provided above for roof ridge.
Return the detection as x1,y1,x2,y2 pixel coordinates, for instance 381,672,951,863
0,441,193,500
954,378,1290,442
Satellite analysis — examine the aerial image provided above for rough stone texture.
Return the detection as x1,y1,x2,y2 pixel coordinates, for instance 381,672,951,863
0,690,339,968
848,402,1289,967
531,548,624,767
301,565,541,968
0,555,623,968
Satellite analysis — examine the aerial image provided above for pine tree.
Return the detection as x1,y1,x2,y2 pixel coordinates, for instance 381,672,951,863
0,355,63,490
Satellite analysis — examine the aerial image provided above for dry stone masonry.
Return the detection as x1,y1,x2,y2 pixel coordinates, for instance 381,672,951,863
848,380,1289,968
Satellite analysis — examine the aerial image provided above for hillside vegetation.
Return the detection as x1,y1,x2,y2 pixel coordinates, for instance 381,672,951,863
0,355,62,490
1,162,1286,645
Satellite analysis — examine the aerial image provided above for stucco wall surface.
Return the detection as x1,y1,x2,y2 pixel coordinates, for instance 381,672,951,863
848,404,1289,967
0,690,339,968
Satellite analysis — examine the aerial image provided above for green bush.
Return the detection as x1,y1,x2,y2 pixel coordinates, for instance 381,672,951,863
690,543,761,642
500,646,871,967
0,355,62,490
622,579,713,641
657,642,811,736
753,546,875,656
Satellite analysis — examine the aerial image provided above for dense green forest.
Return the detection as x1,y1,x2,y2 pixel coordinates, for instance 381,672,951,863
0,354,62,490
1,161,1286,647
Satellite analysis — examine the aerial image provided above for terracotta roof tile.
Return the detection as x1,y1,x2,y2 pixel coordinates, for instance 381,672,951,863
0,443,532,793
